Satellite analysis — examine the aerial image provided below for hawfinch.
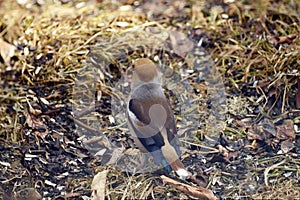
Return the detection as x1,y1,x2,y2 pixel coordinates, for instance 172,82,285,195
127,58,189,179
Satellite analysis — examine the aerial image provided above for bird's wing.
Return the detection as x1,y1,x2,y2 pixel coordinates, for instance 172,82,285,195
127,97,179,153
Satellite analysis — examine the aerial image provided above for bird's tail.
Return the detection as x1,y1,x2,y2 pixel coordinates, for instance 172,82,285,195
160,128,189,179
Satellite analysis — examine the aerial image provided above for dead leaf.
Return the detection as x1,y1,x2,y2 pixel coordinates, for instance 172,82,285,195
0,38,16,69
91,170,108,200
276,119,296,141
24,109,48,137
235,119,265,141
261,118,277,137
160,175,217,200
216,144,229,159
246,124,265,141
280,140,294,153
215,144,238,162
169,31,194,57
268,33,298,45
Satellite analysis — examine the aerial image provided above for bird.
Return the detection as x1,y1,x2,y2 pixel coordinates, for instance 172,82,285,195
126,58,189,179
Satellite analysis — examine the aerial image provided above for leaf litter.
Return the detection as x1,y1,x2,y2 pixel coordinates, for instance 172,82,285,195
0,0,299,199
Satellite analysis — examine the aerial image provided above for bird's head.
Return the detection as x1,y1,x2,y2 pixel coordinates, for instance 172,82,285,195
131,58,161,88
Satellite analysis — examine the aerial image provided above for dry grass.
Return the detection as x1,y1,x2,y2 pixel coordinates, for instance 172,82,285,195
0,0,299,199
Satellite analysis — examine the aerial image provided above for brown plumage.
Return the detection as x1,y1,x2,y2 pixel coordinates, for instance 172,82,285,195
127,58,189,179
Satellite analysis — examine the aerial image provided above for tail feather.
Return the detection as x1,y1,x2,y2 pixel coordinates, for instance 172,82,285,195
160,128,189,179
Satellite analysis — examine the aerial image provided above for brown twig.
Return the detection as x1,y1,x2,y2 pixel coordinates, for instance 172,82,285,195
73,102,104,118
160,175,218,200
67,115,102,134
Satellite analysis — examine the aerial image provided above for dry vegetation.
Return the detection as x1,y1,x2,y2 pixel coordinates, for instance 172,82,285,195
0,0,299,199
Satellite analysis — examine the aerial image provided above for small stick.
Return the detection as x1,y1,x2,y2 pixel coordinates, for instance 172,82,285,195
160,175,218,200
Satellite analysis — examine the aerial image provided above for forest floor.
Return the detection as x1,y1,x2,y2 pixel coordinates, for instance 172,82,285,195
0,0,299,199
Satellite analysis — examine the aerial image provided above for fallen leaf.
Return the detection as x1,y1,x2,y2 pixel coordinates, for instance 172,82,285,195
91,170,108,200
216,144,229,159
169,31,194,57
276,119,296,141
261,118,277,137
246,124,265,141
24,109,48,138
268,33,298,45
0,38,16,69
280,140,294,153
